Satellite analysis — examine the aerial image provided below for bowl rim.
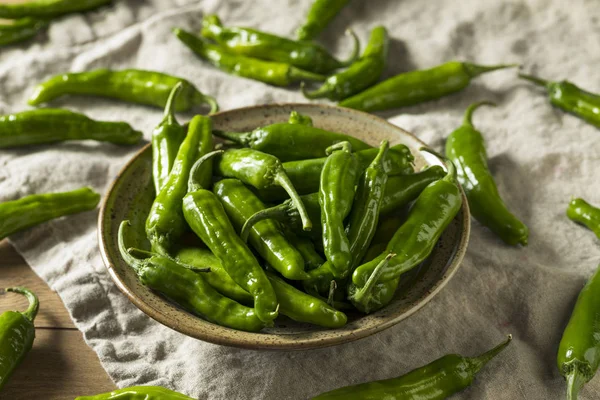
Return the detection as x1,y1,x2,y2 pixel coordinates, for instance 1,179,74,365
98,102,471,350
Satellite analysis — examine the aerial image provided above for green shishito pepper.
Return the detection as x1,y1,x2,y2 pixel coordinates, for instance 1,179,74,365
214,148,312,231
312,335,512,399
146,115,213,255
119,222,264,332
0,18,48,47
183,154,278,324
558,265,600,400
303,26,388,101
339,61,517,112
519,73,600,129
0,287,38,391
173,28,326,87
320,141,360,278
200,15,358,74
76,385,194,400
352,150,462,288
151,83,187,193
0,0,111,18
446,101,528,246
214,117,371,162
296,0,349,41
284,229,325,271
0,109,142,148
567,198,600,239
28,69,218,112
0,187,100,241
214,179,309,280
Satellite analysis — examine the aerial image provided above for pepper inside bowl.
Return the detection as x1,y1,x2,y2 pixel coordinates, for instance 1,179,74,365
98,103,470,350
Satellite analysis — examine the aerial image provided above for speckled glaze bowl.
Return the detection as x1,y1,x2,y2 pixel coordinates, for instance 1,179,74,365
98,103,470,350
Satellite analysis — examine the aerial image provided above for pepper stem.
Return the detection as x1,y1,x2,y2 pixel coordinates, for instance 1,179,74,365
327,280,337,307
351,253,396,303
370,140,389,170
301,81,332,100
193,90,219,114
288,67,327,83
241,205,290,242
273,171,313,231
187,150,224,193
326,140,352,155
163,81,183,125
212,130,251,146
518,73,551,88
419,147,457,183
566,368,587,400
6,287,39,322
118,220,146,276
463,101,496,128
468,334,512,373
338,29,361,66
462,63,519,79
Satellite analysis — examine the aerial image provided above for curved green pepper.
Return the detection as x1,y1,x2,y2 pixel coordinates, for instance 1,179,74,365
303,26,388,101
119,221,264,332
283,229,325,271
347,253,397,313
339,61,516,112
519,73,600,129
200,15,358,74
0,287,38,391
146,115,213,255
173,28,325,87
352,151,462,287
320,141,360,278
0,109,142,148
446,101,528,246
312,335,512,399
76,385,194,400
0,18,48,47
151,83,187,193
0,187,100,240
214,179,309,280
567,198,600,239
0,0,110,18
379,166,446,215
28,69,218,112
558,264,600,400
296,0,349,41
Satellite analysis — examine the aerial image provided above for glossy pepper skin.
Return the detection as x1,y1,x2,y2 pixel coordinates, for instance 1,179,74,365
213,117,372,162
320,141,360,278
0,18,48,47
75,386,194,400
312,335,512,400
214,148,312,231
0,0,110,18
303,26,388,101
519,73,600,129
146,115,213,255
200,15,358,74
0,187,100,240
182,168,278,324
173,28,326,87
0,287,38,391
151,83,187,192
214,179,309,280
352,152,463,287
557,265,600,400
567,198,600,239
339,61,516,112
0,109,142,148
296,0,349,41
284,229,325,271
28,69,218,112
446,101,528,246
380,166,446,215
119,222,264,332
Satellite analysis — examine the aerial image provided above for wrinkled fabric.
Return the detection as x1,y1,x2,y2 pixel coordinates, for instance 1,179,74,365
1,0,599,399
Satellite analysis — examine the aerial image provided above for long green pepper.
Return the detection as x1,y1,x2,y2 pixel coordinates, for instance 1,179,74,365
173,28,326,87
0,287,39,391
446,101,528,246
567,198,600,239
303,26,388,101
76,386,195,400
0,187,100,241
296,0,349,41
0,0,111,18
0,18,48,47
0,109,142,148
200,15,358,74
339,61,516,112
29,69,218,112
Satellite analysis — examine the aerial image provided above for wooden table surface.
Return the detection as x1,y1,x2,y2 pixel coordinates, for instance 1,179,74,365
0,240,116,399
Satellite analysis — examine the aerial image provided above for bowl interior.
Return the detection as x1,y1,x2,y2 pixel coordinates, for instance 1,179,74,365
99,103,470,350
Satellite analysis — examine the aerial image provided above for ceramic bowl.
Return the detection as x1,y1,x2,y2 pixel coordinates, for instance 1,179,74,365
98,103,470,350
